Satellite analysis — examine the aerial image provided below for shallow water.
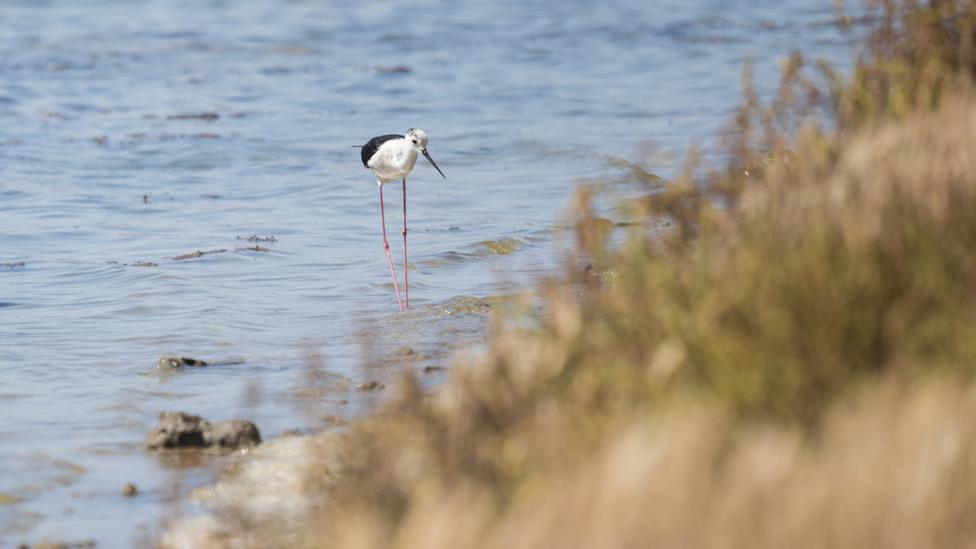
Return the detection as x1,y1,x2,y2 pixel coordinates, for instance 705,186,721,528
0,0,852,545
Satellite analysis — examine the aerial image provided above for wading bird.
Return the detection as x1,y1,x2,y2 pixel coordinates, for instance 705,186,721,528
361,128,446,312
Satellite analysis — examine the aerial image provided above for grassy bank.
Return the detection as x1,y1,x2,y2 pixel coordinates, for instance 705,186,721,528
165,1,976,547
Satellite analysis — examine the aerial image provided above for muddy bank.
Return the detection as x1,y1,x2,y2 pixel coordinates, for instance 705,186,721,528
160,432,342,548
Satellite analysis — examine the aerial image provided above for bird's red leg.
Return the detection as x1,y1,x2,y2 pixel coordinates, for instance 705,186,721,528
379,183,404,312
402,177,408,309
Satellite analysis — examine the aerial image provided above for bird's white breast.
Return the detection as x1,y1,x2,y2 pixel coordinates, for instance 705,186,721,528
368,139,419,184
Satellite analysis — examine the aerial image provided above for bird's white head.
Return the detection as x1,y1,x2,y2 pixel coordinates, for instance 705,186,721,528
405,128,428,150
405,128,446,179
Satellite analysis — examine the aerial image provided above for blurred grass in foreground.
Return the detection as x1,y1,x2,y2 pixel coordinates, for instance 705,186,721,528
164,1,976,547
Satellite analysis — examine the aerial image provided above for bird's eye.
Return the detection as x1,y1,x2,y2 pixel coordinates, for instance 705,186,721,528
412,139,418,144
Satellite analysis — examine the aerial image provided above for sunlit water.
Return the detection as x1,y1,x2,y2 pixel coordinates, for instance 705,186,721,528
0,0,852,545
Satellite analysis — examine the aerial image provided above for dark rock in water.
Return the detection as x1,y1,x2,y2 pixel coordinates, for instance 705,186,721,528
171,248,227,261
146,412,209,449
374,64,412,74
121,482,138,497
356,381,385,392
146,412,261,450
236,245,270,253
205,420,261,448
236,234,277,243
156,356,208,369
167,112,219,121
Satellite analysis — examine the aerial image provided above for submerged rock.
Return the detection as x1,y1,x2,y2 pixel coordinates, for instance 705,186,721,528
156,356,208,370
206,420,262,449
374,64,412,74
236,245,270,253
152,356,245,374
236,234,277,243
171,249,227,261
477,237,521,255
442,295,492,315
167,112,219,121
146,412,261,450
356,381,385,392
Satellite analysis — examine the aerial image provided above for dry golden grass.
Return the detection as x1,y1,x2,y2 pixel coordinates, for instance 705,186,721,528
319,375,976,549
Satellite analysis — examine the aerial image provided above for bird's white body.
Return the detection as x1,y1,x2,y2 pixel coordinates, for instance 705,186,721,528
367,138,419,184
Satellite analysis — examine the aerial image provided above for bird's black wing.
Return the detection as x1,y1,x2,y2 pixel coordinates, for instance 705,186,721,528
361,134,404,168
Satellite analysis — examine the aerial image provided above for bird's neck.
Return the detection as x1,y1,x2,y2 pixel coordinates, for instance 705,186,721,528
396,142,419,167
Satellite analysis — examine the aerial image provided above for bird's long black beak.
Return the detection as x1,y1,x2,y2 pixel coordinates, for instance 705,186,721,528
422,149,446,179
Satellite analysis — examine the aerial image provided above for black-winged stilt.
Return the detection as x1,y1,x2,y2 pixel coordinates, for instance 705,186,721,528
361,128,446,312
